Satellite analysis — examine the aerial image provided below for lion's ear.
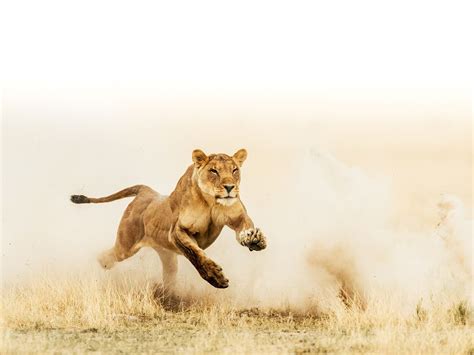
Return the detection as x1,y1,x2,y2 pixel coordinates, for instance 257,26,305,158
233,149,247,167
192,149,208,168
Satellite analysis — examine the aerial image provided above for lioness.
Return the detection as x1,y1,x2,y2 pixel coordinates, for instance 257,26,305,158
71,149,266,292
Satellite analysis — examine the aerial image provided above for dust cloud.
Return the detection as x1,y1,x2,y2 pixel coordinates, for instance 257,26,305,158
2,89,472,312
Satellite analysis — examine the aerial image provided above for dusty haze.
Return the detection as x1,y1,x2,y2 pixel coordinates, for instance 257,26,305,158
1,89,472,312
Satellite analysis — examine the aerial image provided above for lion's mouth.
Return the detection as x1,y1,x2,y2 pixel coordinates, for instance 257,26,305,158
216,195,236,199
216,196,238,206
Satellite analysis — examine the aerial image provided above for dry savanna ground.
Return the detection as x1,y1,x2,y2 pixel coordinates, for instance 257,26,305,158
1,273,472,354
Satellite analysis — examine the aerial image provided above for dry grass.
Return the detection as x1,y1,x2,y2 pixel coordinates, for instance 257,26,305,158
1,272,472,354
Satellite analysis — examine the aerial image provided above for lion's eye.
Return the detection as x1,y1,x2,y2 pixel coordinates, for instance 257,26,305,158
210,169,219,175
233,168,239,174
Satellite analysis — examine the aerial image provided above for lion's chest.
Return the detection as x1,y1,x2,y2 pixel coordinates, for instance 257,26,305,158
181,207,228,250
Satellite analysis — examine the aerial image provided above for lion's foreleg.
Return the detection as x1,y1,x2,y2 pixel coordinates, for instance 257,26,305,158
172,226,229,289
229,213,267,252
237,227,267,251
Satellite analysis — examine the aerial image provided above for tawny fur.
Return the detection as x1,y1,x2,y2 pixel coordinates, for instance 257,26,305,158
71,149,266,293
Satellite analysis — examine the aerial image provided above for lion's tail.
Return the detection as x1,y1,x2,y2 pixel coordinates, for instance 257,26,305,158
70,185,147,204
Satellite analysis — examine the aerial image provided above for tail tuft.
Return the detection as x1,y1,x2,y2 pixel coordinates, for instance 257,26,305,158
70,195,90,204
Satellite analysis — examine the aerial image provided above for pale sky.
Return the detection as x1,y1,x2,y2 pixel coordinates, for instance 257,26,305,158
2,1,472,91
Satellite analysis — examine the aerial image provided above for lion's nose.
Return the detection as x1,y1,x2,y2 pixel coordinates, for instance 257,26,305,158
224,185,235,193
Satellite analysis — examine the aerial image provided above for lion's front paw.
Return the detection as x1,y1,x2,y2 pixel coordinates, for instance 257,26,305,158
199,259,229,289
239,228,267,251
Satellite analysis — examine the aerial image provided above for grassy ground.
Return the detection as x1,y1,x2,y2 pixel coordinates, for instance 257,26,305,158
2,317,472,354
1,274,472,354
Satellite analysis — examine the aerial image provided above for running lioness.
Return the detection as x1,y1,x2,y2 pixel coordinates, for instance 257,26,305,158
71,149,267,294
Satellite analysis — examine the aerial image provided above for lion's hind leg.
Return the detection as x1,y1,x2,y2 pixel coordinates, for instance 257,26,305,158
152,248,182,310
97,227,143,270
97,200,147,270
98,247,118,269
97,239,144,270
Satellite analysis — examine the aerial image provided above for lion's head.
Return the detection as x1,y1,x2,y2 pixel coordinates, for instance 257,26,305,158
192,149,247,206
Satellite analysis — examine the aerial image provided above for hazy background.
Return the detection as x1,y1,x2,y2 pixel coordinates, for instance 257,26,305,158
1,1,472,310
1,88,472,311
